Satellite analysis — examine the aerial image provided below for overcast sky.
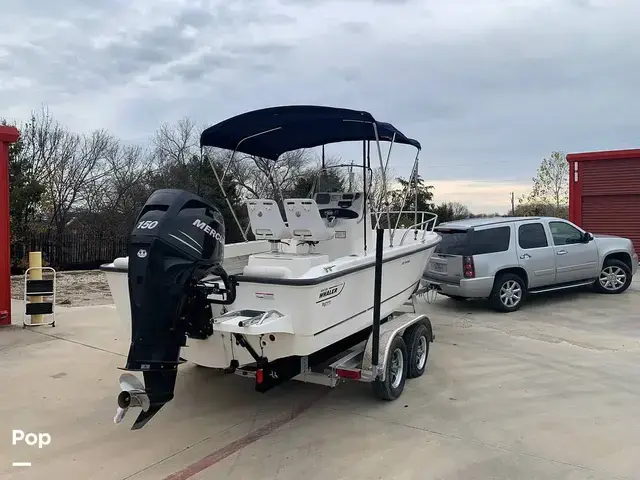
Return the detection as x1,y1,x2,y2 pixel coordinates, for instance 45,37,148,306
2,0,639,213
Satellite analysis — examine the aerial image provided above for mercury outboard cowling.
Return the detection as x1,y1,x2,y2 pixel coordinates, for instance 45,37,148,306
116,189,234,430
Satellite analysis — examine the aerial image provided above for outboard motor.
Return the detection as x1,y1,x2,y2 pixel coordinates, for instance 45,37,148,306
113,189,235,430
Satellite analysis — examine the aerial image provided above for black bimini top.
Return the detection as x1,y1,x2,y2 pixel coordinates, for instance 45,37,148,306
199,105,421,161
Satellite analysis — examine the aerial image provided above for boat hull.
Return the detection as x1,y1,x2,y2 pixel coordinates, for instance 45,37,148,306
102,234,439,369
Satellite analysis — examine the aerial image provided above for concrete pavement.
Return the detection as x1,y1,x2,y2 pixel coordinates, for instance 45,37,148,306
2,279,640,479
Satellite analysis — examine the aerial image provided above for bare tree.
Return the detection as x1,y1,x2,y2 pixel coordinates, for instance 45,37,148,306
225,149,314,200
450,201,471,219
13,107,110,234
20,106,68,187
43,129,112,235
350,165,397,214
152,117,200,167
152,117,334,203
151,116,220,198
81,141,154,234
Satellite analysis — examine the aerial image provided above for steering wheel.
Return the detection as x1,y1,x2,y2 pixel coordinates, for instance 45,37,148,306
319,208,359,220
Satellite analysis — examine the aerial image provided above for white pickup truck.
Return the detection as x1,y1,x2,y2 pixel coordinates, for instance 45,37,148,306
423,216,638,312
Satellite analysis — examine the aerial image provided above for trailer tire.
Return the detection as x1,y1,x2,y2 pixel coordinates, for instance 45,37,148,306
405,323,430,379
372,335,408,401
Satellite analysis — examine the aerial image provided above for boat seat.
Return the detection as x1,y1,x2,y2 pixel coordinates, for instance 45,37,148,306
283,198,335,242
246,199,291,241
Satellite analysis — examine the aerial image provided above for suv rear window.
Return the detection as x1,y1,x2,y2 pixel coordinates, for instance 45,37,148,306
434,229,468,255
470,226,510,255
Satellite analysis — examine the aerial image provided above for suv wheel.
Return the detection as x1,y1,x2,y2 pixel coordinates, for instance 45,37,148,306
489,273,527,313
594,259,632,294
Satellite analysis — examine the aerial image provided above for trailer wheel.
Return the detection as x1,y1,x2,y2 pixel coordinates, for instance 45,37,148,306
372,335,408,401
405,323,430,379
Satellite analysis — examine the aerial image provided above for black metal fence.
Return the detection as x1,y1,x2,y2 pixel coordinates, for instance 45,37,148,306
10,232,129,274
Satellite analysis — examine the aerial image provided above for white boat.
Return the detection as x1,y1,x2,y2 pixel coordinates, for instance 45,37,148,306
102,105,441,429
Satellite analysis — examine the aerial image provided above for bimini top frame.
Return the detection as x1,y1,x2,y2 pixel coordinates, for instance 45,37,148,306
199,105,425,247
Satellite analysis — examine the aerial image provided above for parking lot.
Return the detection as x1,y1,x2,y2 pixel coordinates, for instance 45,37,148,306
2,279,640,479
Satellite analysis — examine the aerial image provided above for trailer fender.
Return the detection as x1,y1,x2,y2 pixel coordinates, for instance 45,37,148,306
361,313,432,381
419,317,434,343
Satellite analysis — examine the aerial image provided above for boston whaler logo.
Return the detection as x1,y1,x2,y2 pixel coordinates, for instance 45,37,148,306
192,219,224,243
316,282,345,304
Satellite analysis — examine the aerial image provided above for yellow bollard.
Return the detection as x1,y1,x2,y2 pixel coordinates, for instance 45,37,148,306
28,251,44,324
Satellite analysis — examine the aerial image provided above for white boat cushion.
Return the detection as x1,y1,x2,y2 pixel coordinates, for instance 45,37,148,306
246,199,291,240
242,265,293,278
284,198,335,242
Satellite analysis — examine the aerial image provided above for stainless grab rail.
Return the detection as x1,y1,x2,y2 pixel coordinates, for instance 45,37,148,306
398,217,440,246
371,211,438,231
369,210,439,247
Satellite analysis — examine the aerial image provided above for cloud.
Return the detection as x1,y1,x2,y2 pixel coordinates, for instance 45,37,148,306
2,0,639,213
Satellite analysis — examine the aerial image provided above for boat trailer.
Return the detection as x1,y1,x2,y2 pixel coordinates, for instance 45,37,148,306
114,228,435,425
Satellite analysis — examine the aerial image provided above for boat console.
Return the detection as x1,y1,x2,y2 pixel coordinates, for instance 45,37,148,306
314,191,365,224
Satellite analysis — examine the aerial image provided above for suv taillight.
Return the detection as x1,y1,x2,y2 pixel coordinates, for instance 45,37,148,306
463,256,475,278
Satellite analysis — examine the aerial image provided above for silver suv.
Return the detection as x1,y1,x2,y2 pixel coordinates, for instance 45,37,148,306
423,216,638,312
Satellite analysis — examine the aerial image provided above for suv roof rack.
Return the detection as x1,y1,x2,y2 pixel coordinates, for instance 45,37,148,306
436,216,542,230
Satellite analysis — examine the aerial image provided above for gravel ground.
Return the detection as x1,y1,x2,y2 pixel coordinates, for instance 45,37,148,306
10,269,113,307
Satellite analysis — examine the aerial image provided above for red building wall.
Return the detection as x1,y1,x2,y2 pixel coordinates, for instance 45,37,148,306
567,149,640,252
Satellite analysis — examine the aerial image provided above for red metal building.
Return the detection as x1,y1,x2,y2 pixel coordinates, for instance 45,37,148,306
566,148,640,251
